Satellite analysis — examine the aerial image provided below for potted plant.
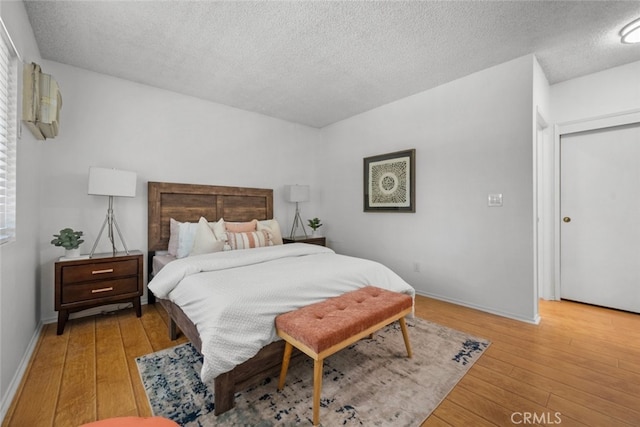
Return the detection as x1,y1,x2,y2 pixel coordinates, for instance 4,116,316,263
307,218,323,237
51,228,84,258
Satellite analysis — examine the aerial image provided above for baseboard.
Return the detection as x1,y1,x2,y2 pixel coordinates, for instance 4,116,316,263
415,289,541,325
0,321,43,424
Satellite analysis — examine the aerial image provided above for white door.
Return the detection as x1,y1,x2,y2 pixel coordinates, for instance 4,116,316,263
560,123,640,313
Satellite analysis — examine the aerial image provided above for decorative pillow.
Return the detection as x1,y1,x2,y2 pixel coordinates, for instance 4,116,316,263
226,230,272,250
190,217,225,256
167,218,181,256
257,219,283,245
209,217,227,241
225,219,258,233
176,221,200,258
168,218,180,256
171,217,228,258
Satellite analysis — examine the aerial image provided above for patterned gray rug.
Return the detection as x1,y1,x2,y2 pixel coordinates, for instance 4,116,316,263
136,318,489,426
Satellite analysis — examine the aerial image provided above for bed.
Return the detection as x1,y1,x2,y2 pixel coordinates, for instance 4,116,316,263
146,181,415,415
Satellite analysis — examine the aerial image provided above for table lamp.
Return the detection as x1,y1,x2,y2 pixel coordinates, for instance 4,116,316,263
285,184,310,238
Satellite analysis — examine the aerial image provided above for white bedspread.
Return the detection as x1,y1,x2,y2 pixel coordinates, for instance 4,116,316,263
148,243,415,383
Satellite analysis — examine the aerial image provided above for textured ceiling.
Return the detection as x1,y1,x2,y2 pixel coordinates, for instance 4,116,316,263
24,1,640,128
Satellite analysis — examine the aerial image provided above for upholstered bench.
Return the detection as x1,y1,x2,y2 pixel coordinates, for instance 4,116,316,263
275,286,413,426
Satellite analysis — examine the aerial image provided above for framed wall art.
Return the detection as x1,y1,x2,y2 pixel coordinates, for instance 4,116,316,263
363,148,415,212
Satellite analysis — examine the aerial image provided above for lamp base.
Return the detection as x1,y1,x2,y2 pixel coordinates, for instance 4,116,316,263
289,202,308,239
89,196,130,258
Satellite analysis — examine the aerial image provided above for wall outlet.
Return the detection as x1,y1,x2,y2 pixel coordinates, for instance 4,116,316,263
488,193,503,207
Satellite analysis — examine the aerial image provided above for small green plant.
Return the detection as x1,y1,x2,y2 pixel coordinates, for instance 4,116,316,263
51,228,84,250
307,217,323,231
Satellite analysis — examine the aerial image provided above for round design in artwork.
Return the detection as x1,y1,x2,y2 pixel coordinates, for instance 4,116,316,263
379,172,398,195
370,159,408,205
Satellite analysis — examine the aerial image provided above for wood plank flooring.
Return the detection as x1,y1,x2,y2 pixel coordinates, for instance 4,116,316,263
3,296,639,426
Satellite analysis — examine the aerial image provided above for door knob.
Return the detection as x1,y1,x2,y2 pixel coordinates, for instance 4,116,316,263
563,217,571,223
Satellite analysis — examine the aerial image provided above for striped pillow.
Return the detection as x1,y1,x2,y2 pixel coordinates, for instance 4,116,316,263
225,219,258,232
226,230,272,250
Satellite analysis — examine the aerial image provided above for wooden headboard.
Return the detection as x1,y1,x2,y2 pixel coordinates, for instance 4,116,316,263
148,181,274,251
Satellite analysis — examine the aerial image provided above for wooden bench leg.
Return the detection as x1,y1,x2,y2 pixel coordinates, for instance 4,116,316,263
399,317,412,358
313,358,323,426
278,341,293,390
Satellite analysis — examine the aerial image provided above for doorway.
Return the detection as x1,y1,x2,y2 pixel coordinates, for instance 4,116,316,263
558,119,640,313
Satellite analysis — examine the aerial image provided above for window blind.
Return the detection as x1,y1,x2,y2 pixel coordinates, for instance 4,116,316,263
0,21,17,245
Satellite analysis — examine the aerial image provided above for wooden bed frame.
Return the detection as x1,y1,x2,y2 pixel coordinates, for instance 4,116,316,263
147,181,296,415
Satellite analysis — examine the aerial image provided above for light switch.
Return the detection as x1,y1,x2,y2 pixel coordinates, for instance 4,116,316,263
488,193,503,207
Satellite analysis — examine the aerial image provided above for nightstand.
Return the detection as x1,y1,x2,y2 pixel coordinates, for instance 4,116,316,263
54,250,143,335
282,236,326,246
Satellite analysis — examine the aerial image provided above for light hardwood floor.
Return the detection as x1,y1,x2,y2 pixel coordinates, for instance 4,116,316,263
3,296,639,426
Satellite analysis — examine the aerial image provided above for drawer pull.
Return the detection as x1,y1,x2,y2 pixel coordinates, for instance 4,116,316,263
91,287,114,294
92,268,114,275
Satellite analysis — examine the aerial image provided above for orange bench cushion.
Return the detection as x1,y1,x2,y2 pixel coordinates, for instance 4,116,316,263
275,286,412,354
80,417,179,427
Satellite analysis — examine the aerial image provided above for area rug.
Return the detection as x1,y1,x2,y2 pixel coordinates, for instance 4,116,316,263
136,318,489,426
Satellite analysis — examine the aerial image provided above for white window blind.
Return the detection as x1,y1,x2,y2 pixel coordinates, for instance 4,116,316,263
0,21,17,245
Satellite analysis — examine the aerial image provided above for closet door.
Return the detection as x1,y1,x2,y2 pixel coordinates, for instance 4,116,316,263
560,123,640,313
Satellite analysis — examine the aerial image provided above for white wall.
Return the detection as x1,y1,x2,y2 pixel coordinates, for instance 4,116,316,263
37,61,323,323
320,55,537,322
533,57,554,304
533,57,550,122
551,60,640,123
0,0,43,415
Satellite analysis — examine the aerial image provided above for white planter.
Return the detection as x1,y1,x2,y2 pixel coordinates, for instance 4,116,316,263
65,248,81,258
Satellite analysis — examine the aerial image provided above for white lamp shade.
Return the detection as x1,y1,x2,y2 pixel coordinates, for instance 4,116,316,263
285,185,310,203
88,167,137,197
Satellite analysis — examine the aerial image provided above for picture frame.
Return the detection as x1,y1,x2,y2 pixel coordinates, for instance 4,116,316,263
363,148,415,212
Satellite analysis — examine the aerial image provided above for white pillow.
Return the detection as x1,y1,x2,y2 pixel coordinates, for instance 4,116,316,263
257,219,283,245
168,218,180,256
172,217,229,257
209,218,227,242
176,221,200,258
190,217,225,256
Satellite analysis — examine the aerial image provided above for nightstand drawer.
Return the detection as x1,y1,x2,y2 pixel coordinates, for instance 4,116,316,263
61,259,139,284
61,277,139,304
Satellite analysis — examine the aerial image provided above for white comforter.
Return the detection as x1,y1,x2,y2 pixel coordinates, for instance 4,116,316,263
148,243,415,383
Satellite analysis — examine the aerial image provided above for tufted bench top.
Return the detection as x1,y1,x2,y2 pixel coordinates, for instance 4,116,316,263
275,286,412,354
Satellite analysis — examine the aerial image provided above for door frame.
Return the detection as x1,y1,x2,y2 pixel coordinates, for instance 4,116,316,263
553,108,640,300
